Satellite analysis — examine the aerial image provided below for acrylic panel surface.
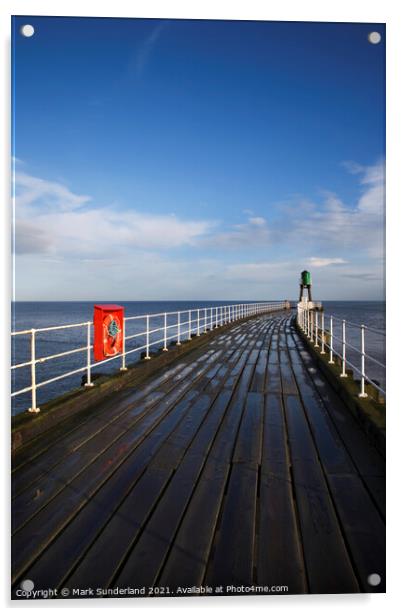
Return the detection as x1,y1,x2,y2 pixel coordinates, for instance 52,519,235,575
11,16,385,600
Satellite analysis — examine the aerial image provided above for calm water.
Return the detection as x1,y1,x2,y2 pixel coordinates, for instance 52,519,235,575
11,300,385,416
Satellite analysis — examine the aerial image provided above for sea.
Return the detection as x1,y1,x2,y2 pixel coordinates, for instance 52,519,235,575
11,300,385,416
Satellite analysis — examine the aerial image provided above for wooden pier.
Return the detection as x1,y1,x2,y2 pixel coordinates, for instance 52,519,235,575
11,312,385,596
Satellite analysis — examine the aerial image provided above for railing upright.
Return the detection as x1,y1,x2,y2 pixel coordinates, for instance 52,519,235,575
85,321,95,384
188,310,192,340
340,320,347,377
314,312,319,347
163,313,168,351
145,315,151,359
320,311,325,354
177,312,181,346
329,316,335,364
120,319,127,370
28,329,40,413
358,325,368,398
197,309,200,336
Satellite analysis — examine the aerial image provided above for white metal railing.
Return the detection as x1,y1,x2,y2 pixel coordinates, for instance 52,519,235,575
297,307,385,399
12,301,289,413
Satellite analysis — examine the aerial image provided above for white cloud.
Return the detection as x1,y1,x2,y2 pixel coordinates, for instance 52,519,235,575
14,170,92,212
273,160,385,259
308,257,347,267
13,171,214,256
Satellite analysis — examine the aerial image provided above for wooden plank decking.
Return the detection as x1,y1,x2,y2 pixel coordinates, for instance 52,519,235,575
11,312,385,596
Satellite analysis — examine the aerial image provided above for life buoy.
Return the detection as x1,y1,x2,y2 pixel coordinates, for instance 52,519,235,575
102,313,122,356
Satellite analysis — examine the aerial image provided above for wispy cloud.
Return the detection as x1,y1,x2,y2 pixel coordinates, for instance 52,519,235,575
135,22,167,78
270,159,385,258
14,170,91,211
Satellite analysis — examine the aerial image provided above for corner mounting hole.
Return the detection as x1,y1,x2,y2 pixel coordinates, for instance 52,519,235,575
368,32,381,45
20,579,35,591
21,24,35,38
367,573,381,586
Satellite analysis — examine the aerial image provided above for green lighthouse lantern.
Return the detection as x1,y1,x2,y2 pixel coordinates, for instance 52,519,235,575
299,270,312,302
301,270,311,286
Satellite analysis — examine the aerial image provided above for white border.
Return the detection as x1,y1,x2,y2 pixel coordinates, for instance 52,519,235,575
2,1,401,613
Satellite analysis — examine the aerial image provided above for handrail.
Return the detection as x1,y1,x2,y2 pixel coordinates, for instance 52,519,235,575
297,306,385,399
12,301,290,413
329,314,385,336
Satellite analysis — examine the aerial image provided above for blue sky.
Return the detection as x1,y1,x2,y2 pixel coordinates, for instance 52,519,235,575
12,17,385,300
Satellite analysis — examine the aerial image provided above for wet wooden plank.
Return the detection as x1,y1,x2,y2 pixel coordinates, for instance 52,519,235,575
290,329,385,519
115,390,236,591
116,350,259,589
326,474,385,593
257,394,307,592
205,464,259,586
12,351,224,584
284,395,359,593
12,351,220,528
12,364,186,489
68,389,233,590
250,350,268,392
203,393,263,586
156,360,258,587
15,390,208,588
280,363,299,395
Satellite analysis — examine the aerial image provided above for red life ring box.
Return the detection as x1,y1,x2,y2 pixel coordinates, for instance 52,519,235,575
93,304,125,361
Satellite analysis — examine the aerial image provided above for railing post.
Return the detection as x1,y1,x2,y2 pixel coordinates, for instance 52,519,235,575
28,328,40,413
145,315,151,359
310,311,314,341
340,319,347,377
320,311,325,354
163,312,168,351
177,312,181,346
84,321,95,385
120,318,128,371
197,309,200,336
188,310,192,340
307,310,310,338
210,307,213,331
358,325,368,398
328,316,335,364
314,312,319,347
215,306,218,328
204,308,207,333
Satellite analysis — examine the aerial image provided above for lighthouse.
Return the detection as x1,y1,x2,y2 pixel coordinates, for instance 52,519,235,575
299,270,313,303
